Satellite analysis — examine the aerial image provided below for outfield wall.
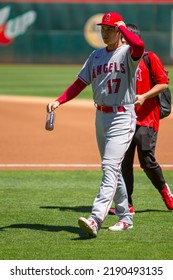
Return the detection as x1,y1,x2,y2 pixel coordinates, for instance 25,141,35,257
0,1,173,64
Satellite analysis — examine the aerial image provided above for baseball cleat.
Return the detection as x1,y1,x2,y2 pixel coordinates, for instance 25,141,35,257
78,217,98,237
108,221,133,231
159,184,173,210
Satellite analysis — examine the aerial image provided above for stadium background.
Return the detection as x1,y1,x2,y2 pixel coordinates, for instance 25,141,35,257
0,0,173,64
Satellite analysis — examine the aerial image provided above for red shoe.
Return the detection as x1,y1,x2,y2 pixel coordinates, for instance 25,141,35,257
108,206,135,215
159,184,173,210
129,206,135,214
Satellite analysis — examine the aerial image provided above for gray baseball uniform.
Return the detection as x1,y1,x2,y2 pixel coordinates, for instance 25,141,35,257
78,44,139,226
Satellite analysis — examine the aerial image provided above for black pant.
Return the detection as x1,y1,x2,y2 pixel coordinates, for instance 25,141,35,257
122,125,166,206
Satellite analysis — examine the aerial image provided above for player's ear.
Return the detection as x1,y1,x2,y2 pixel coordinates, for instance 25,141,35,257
117,31,122,39
120,34,125,43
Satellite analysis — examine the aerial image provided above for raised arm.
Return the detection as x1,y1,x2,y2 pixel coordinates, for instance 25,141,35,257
118,24,144,60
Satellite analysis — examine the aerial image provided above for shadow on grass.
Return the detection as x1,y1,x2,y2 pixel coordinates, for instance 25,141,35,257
0,223,93,240
1,208,169,239
135,209,170,214
40,205,92,213
108,208,170,215
40,206,170,214
0,205,96,239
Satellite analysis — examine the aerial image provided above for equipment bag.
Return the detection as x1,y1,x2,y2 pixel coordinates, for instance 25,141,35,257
143,53,172,119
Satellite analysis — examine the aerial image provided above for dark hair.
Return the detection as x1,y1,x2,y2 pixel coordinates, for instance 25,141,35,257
126,24,141,38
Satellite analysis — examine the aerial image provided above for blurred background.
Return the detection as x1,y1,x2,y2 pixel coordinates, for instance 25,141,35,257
0,0,173,65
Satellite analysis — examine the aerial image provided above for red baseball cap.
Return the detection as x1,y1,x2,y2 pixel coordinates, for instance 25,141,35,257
97,12,123,27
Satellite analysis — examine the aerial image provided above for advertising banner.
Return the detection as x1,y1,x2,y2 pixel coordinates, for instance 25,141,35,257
0,1,172,64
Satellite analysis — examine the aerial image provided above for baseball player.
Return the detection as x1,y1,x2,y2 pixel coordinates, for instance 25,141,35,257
47,12,144,237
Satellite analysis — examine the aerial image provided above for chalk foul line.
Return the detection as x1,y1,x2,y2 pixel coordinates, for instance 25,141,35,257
0,164,173,168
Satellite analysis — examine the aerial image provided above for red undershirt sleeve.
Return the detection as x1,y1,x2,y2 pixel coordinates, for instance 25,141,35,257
55,78,87,105
118,25,144,60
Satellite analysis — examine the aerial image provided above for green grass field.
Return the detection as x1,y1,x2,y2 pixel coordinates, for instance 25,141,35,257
0,64,92,99
0,64,173,101
0,170,173,260
0,64,173,261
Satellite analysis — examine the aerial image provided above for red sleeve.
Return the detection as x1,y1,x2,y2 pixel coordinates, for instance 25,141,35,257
56,78,87,105
148,52,169,85
118,25,144,60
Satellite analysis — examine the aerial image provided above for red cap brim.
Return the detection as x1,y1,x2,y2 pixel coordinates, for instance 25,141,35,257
97,22,117,27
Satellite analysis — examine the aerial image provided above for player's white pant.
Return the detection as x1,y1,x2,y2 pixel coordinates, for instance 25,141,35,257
91,105,136,226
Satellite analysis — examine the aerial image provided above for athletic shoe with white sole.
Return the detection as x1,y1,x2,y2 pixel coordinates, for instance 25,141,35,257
78,217,98,237
108,221,133,231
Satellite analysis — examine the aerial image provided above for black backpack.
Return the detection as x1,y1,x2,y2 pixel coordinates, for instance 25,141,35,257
143,53,172,119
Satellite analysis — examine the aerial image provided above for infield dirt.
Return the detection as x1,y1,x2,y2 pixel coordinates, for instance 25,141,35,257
0,95,172,170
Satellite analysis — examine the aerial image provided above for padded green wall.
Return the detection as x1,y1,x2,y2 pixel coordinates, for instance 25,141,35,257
0,2,172,64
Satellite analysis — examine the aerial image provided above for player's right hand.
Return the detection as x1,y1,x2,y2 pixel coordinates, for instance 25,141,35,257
47,101,60,112
115,21,126,28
